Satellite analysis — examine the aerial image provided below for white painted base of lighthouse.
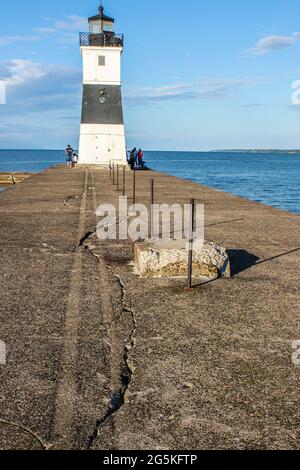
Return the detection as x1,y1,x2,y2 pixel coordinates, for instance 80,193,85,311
78,124,127,165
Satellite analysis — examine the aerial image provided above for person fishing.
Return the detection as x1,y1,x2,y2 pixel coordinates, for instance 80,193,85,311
129,147,136,170
137,148,144,169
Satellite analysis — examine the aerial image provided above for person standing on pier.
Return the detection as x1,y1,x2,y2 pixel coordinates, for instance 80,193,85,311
65,145,74,168
137,148,144,169
129,147,136,170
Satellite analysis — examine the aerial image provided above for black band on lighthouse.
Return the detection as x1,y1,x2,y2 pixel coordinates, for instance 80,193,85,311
81,84,124,125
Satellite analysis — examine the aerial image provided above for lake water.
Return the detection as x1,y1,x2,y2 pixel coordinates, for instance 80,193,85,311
0,149,299,215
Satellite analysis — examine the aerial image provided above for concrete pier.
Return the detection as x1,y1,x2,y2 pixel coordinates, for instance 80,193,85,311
0,166,299,450
0,173,33,185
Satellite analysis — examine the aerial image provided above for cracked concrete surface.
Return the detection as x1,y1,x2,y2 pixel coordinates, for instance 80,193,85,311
0,166,300,450
0,167,130,449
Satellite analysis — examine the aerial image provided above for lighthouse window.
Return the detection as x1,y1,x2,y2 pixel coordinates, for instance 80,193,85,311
98,56,106,66
103,22,113,32
92,24,100,34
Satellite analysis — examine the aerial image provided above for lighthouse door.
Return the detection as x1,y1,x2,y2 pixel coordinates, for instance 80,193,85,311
92,134,109,164
79,131,111,165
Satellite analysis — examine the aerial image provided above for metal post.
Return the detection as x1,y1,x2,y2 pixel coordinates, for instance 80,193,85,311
150,179,154,238
187,199,195,289
112,162,115,185
150,178,154,206
133,169,136,205
117,165,119,191
109,161,112,181
122,167,126,196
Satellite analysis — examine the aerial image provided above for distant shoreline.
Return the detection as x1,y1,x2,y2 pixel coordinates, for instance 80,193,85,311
1,149,300,155
210,149,300,154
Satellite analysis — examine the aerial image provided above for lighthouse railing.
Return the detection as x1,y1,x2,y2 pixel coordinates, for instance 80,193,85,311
80,32,124,48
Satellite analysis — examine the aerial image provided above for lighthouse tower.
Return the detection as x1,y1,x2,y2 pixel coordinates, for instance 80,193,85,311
78,2,127,165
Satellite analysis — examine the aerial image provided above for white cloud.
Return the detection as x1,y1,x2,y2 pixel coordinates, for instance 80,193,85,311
0,15,86,50
0,59,52,87
34,15,87,46
53,15,86,31
0,59,81,113
36,15,86,34
1,59,46,86
244,33,300,56
125,78,251,105
34,27,57,34
0,35,41,47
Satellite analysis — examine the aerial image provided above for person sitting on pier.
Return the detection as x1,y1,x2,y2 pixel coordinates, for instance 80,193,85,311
65,145,74,168
72,152,78,168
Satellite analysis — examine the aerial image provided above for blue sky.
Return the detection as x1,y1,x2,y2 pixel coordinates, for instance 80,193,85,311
1,0,300,150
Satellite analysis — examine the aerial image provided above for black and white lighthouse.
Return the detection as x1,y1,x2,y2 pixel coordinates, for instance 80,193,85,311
78,2,126,165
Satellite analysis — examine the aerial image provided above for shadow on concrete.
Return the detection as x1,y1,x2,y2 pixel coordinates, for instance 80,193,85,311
227,249,260,276
192,249,260,287
257,247,300,266
228,247,300,276
192,276,220,288
206,218,244,228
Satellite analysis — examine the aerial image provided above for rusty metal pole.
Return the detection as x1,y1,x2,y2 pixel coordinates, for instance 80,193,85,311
150,178,154,238
112,162,115,185
123,166,126,196
133,169,136,205
150,178,154,206
109,161,112,181
117,165,119,191
187,199,195,289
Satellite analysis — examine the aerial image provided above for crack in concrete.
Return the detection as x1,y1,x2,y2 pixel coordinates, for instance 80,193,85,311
78,230,95,248
80,170,138,449
82,238,137,450
112,272,133,316
0,419,50,450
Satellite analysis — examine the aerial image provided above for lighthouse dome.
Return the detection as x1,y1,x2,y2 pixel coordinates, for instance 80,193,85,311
88,2,115,34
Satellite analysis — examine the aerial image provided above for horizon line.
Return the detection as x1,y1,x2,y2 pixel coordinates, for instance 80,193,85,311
1,148,300,153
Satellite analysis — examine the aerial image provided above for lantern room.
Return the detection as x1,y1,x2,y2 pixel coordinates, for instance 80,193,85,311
88,4,115,34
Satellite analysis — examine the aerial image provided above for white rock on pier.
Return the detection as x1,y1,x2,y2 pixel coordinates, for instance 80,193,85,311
133,239,231,279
